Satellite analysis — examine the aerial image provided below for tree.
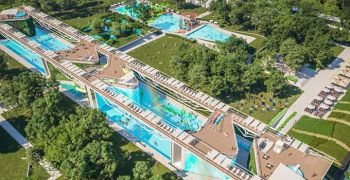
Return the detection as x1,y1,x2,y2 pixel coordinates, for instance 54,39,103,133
91,18,104,34
0,71,48,107
280,38,305,71
133,161,152,180
218,36,251,55
117,176,131,180
26,147,43,165
264,69,288,95
0,55,7,77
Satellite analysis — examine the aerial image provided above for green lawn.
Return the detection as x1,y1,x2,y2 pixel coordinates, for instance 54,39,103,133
230,86,302,124
0,126,49,180
1,50,27,78
248,146,256,174
288,115,350,167
128,35,197,76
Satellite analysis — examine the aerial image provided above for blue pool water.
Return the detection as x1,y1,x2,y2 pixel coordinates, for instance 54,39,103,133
184,151,230,179
95,92,171,159
186,24,230,42
59,82,85,100
31,26,72,51
150,14,181,32
109,82,203,131
115,5,140,20
234,134,252,168
0,40,45,74
16,12,26,17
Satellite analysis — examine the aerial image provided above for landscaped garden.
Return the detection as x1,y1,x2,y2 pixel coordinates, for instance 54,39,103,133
288,90,350,167
0,126,49,179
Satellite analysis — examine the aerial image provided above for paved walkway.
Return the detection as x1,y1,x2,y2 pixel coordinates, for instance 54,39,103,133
0,112,61,179
195,11,211,19
277,46,350,134
118,32,165,53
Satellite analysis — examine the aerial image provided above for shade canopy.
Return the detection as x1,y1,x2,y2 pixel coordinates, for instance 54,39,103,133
307,104,315,109
326,84,334,89
327,95,336,101
334,86,344,93
322,88,330,93
324,99,333,105
320,103,330,110
315,96,324,101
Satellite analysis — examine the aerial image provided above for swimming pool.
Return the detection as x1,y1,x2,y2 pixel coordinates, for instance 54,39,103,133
109,81,204,131
115,5,140,20
234,134,252,169
31,26,72,51
150,14,181,32
95,92,171,159
0,40,46,74
60,82,86,100
186,24,230,42
184,151,230,179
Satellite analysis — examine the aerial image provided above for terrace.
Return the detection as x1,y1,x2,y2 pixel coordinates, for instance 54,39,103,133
255,132,332,179
56,39,99,64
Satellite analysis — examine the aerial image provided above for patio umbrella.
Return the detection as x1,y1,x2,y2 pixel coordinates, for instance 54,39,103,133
320,103,330,110
327,95,337,101
324,99,333,105
322,88,330,93
326,84,334,89
334,86,344,93
307,104,315,110
315,96,324,101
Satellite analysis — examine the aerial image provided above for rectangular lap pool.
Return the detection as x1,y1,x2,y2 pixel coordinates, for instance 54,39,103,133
31,25,73,51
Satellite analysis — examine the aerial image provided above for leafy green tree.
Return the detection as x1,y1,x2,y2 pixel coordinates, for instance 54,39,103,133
264,69,288,95
280,38,305,71
133,161,152,180
0,72,48,107
26,147,43,165
91,18,104,34
117,175,131,180
0,55,7,77
218,36,251,55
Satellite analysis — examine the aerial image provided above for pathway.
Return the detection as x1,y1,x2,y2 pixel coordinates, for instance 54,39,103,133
277,46,350,134
0,110,61,179
290,129,350,151
195,11,211,19
327,117,350,127
332,109,350,115
118,32,165,53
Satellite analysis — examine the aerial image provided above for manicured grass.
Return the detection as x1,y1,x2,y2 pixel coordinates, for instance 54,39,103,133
0,50,27,78
332,45,345,57
277,112,296,131
48,63,69,81
0,126,49,179
230,86,301,124
268,108,287,126
288,115,350,167
128,35,197,76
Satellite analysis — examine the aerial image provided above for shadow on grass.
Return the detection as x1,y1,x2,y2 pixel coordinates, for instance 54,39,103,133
277,85,302,99
0,127,22,154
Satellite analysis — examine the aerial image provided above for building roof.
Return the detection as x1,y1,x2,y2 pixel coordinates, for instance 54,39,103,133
0,8,18,15
269,163,304,180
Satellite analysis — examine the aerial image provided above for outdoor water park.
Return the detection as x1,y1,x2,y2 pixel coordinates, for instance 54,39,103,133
0,2,340,180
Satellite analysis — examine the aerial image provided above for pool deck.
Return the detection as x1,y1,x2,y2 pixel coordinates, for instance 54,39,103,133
57,39,99,64
192,110,238,157
254,132,332,179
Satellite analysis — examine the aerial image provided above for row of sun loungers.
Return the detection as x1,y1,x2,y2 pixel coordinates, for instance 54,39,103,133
238,116,267,134
205,150,251,180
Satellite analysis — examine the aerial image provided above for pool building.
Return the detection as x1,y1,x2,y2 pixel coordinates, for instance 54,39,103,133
0,5,334,180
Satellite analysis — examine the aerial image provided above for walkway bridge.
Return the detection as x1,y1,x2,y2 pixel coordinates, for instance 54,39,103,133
0,22,255,180
19,5,268,137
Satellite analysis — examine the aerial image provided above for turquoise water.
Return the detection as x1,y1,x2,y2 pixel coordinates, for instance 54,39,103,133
150,14,181,32
59,82,85,100
16,12,26,17
0,40,45,74
115,5,140,20
31,26,72,51
184,151,230,179
186,25,230,42
95,92,171,159
109,82,203,131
